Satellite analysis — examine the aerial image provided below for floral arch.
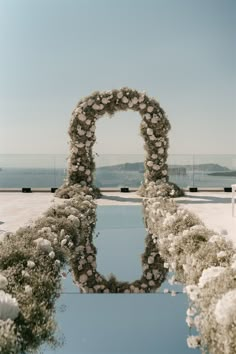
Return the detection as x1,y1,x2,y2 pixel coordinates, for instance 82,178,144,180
58,87,171,197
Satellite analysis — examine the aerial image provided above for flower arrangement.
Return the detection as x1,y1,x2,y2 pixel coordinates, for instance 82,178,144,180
56,87,173,198
144,195,236,353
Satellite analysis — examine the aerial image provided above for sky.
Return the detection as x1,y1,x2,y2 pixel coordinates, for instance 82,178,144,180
0,0,235,156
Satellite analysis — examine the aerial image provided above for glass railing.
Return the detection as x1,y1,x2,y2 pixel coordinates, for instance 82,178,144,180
0,154,235,189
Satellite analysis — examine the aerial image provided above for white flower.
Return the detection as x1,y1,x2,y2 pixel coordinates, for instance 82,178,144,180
79,166,85,171
49,251,55,259
34,238,52,253
79,274,88,283
128,101,133,108
21,270,30,278
144,113,151,120
153,164,160,170
27,261,35,269
147,106,154,113
0,274,8,290
162,170,167,175
198,266,225,288
163,288,169,294
24,285,32,295
92,103,100,110
147,161,153,167
151,116,158,123
85,119,91,125
164,262,169,269
87,99,94,106
158,148,164,154
147,256,154,264
61,239,67,247
132,97,138,104
139,103,146,109
149,135,156,141
86,131,92,138
102,97,108,104
78,143,85,148
0,291,19,321
78,114,86,121
214,289,236,326
122,96,128,103
151,154,158,159
217,251,227,259
55,259,60,266
187,335,201,349
185,285,200,302
117,91,123,99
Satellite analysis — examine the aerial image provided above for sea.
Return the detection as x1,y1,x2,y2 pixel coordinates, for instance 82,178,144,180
0,154,235,189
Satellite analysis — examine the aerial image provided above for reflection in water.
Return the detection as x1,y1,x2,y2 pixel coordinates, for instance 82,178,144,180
71,204,167,293
42,206,199,354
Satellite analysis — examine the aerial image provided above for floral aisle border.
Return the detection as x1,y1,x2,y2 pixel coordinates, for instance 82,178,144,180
144,183,236,354
56,87,172,198
0,184,169,353
1,183,235,353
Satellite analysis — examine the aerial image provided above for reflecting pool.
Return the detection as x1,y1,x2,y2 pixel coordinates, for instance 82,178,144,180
42,206,199,354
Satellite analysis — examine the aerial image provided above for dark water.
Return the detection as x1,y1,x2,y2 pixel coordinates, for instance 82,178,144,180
41,206,199,354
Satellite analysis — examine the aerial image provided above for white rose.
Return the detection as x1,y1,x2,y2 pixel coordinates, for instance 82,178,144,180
90,125,96,132
86,131,92,138
147,128,153,135
25,285,33,295
158,148,164,154
27,261,35,269
78,114,86,122
147,106,154,113
155,142,162,147
85,169,91,175
122,96,128,104
85,119,91,125
102,97,108,104
117,91,123,99
132,97,138,104
78,129,85,136
87,99,94,106
49,251,55,259
162,170,167,175
128,101,133,108
78,143,85,148
79,166,85,171
147,161,153,167
151,116,158,123
92,104,100,110
138,95,145,103
139,103,146,109
150,135,156,141
61,239,67,247
151,154,158,159
144,113,151,120
153,164,160,170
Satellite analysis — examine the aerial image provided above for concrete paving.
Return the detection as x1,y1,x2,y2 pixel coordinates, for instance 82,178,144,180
0,191,235,246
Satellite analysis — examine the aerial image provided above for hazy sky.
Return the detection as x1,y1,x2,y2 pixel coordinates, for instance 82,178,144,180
0,0,235,155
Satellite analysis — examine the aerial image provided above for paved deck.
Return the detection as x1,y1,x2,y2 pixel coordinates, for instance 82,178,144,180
0,191,235,245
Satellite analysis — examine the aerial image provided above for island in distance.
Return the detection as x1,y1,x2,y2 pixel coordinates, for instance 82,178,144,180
95,162,235,188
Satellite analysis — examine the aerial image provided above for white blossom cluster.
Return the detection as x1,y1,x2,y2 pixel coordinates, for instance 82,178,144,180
58,88,171,197
143,192,236,353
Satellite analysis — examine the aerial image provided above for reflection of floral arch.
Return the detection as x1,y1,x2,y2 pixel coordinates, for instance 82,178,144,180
58,87,171,196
